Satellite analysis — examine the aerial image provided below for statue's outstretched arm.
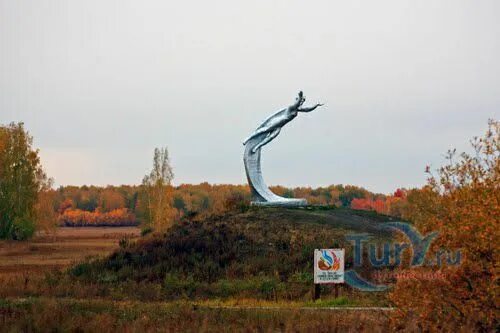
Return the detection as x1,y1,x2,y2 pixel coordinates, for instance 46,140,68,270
298,103,323,113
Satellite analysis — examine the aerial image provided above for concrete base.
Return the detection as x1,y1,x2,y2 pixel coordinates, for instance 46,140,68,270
250,198,308,207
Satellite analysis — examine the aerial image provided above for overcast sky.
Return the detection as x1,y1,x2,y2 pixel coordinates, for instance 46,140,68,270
1,0,499,193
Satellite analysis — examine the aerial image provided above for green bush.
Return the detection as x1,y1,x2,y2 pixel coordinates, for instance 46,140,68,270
12,216,35,240
70,262,93,277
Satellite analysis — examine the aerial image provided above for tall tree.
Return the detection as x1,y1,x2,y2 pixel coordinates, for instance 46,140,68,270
141,147,175,230
0,122,49,239
34,179,57,235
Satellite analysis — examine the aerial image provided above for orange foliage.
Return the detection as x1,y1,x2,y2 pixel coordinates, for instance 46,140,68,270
350,189,408,216
58,199,74,214
351,198,383,212
59,208,137,227
99,188,126,212
390,120,499,331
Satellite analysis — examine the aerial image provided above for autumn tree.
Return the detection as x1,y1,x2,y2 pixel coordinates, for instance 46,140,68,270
34,179,57,234
141,147,176,230
390,119,499,331
58,198,74,214
0,122,50,239
99,187,126,212
339,185,369,207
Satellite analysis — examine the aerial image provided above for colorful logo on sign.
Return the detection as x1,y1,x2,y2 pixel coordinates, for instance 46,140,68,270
318,249,340,271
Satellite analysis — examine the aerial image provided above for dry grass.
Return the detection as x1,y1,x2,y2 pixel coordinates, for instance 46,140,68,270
0,298,391,332
0,227,140,277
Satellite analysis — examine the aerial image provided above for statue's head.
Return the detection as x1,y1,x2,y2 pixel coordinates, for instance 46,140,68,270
296,91,305,106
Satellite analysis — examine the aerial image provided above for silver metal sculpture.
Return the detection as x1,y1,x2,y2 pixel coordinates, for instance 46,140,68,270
243,91,323,206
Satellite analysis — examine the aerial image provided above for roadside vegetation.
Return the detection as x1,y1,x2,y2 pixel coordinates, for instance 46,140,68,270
0,298,391,332
389,119,499,331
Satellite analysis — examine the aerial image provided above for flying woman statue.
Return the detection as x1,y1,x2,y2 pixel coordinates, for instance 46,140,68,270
243,91,323,153
243,91,323,206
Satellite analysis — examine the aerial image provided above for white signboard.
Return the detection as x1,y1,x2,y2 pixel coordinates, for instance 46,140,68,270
314,249,345,284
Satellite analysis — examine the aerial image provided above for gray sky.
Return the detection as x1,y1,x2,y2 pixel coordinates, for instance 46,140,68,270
1,0,499,193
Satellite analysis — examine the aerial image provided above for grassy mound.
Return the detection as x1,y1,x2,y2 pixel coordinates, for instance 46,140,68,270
70,207,395,300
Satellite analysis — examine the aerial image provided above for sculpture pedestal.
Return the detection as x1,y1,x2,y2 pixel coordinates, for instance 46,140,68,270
244,133,308,207
250,198,307,207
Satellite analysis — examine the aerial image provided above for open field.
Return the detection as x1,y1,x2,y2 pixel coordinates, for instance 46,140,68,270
0,227,140,277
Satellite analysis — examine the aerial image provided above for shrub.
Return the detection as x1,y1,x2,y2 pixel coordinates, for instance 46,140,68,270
390,120,499,331
140,226,153,236
12,216,36,240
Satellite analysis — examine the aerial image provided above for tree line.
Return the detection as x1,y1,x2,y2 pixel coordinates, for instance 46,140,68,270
54,183,407,229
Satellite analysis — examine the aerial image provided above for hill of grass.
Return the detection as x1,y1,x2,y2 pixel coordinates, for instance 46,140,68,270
70,207,396,301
